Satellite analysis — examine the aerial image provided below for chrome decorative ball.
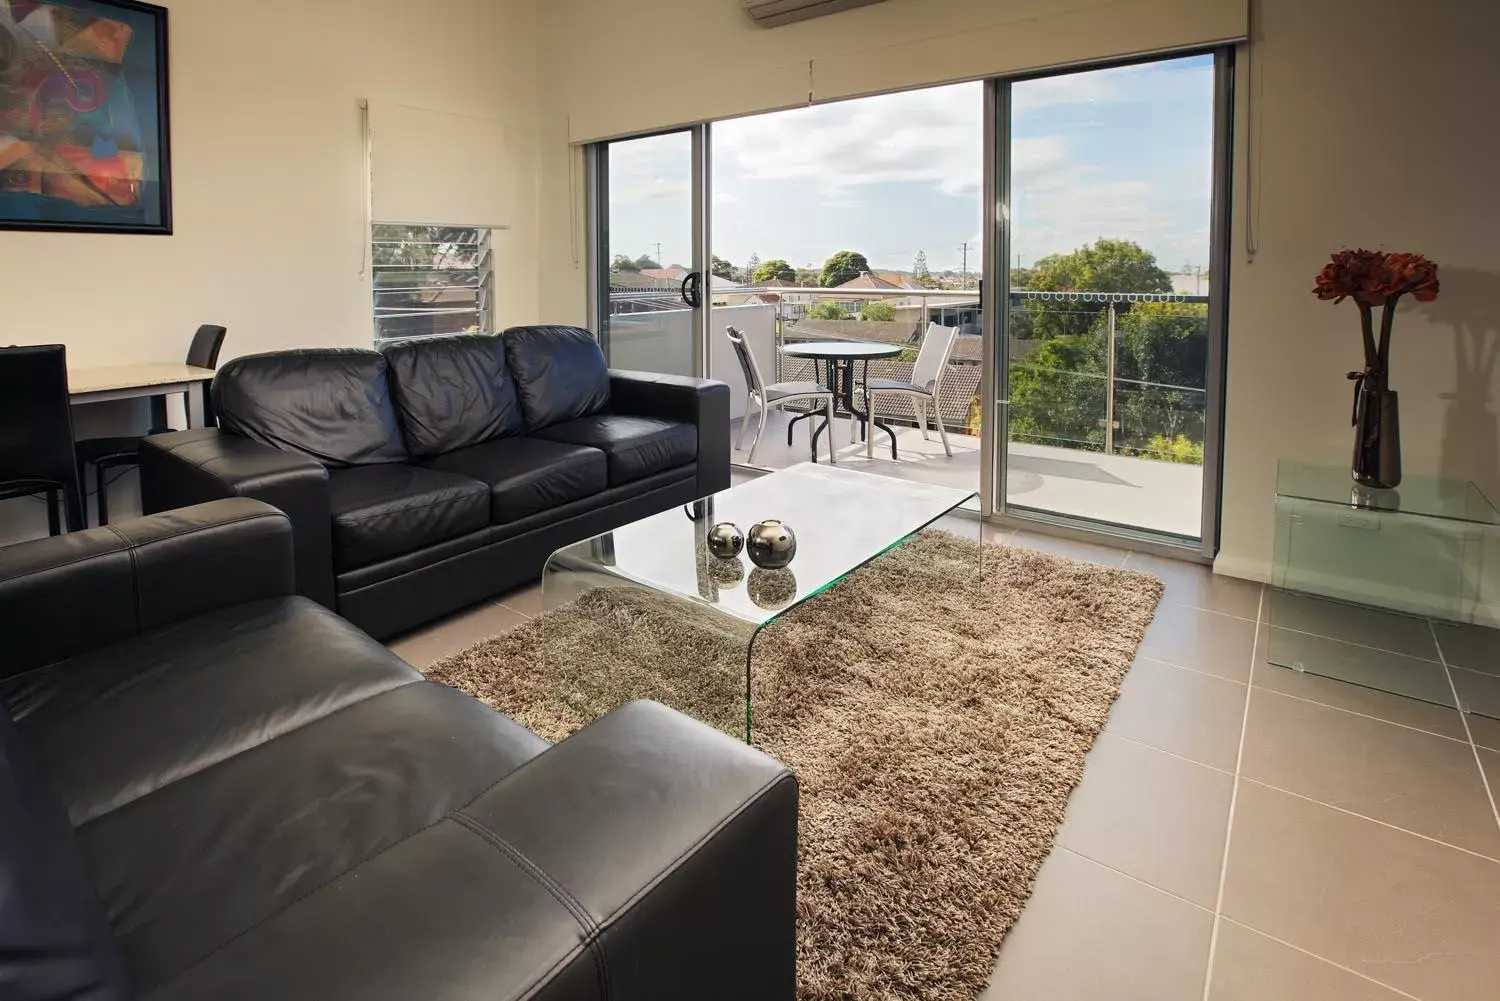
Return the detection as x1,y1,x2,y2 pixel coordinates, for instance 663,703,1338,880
746,519,797,569
706,522,745,560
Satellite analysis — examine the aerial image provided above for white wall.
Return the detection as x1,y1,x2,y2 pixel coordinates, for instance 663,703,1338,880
1216,0,1500,580
0,0,540,543
531,0,1500,580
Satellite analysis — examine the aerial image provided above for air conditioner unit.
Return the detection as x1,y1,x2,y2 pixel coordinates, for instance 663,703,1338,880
743,0,887,28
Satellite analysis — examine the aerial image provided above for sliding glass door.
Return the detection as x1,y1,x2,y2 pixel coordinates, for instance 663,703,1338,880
593,129,705,377
993,52,1228,550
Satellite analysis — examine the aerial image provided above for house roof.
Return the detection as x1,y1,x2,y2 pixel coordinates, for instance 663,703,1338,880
834,271,910,291
608,271,677,290
640,267,688,281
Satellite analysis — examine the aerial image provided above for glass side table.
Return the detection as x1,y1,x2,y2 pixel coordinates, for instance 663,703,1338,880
1269,460,1500,718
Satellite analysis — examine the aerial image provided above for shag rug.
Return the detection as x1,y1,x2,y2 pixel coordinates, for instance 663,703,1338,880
427,531,1163,1000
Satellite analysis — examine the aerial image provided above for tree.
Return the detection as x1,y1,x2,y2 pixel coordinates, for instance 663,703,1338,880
794,266,819,286
860,301,896,322
753,258,796,284
1025,238,1172,339
818,250,871,288
807,300,848,320
710,254,737,281
632,254,661,271
745,253,761,283
611,253,640,272
911,251,940,289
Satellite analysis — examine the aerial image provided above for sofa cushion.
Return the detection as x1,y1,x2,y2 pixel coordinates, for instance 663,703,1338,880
422,436,608,524
327,464,490,571
214,349,406,467
1,597,548,994
382,335,524,457
0,706,128,1001
502,325,611,431
532,415,698,487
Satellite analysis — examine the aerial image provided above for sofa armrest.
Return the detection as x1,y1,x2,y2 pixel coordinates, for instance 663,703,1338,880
0,499,293,679
609,371,731,496
140,429,335,608
464,699,796,999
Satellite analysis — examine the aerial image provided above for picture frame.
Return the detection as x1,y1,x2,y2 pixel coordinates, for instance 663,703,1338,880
0,0,172,235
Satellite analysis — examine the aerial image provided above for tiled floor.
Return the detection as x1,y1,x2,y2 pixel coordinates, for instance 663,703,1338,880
389,524,1500,1001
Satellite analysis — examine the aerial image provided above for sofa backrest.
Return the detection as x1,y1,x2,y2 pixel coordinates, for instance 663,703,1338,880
382,334,524,457
214,349,407,467
501,325,611,431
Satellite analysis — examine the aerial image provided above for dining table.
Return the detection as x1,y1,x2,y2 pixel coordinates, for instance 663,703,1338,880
779,340,903,460
68,362,219,428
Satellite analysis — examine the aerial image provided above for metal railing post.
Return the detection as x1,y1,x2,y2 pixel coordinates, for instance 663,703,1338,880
1104,300,1117,455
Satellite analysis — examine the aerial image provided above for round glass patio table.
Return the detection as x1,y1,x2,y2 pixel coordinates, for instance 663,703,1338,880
779,341,903,459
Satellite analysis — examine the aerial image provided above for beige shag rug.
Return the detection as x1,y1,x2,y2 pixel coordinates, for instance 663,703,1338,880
427,531,1162,1000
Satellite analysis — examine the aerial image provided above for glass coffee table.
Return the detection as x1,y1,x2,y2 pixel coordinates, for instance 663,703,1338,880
539,464,979,742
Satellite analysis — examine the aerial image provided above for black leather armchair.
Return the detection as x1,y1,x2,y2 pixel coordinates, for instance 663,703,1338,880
0,500,797,1000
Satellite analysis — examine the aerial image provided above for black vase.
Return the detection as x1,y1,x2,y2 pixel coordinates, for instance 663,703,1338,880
1352,383,1402,488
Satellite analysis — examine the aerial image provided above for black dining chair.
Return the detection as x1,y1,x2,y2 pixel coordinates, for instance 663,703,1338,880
0,345,85,536
75,324,227,525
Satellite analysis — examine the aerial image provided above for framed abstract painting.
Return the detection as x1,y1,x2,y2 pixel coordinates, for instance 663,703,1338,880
0,0,170,234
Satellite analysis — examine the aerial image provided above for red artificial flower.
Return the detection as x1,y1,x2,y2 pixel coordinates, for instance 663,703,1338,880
1382,252,1440,302
1313,248,1390,306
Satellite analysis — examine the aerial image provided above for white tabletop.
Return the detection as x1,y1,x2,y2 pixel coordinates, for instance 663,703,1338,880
68,363,217,396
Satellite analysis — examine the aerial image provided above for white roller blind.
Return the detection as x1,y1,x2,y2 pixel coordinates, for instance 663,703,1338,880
564,0,1246,143
368,100,509,227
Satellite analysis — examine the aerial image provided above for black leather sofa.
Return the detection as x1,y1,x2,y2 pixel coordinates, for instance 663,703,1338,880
0,499,797,1000
138,326,730,639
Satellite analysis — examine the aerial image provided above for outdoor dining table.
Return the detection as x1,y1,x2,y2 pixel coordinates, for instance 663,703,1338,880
779,340,903,460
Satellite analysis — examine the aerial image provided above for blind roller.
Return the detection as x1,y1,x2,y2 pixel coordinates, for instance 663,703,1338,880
566,0,1246,143
368,101,509,227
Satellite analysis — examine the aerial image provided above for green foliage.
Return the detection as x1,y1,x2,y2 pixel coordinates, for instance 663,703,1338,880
860,301,897,322
610,253,659,273
819,250,871,288
807,300,849,320
1008,334,1107,450
795,267,820,286
1126,434,1204,465
1025,239,1172,339
912,251,940,289
753,258,797,283
711,255,737,281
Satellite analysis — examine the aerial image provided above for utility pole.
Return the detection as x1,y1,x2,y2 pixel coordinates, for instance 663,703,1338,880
959,242,970,290
653,242,662,268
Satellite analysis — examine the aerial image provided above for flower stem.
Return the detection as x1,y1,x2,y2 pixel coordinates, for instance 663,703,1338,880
1358,303,1377,373
1376,294,1400,380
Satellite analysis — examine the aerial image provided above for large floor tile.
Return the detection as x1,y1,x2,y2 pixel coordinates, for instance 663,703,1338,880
1452,666,1500,719
495,581,546,617
1138,602,1258,682
1222,780,1500,1001
1480,748,1500,800
1432,620,1500,676
1240,688,1500,856
1106,656,1247,771
981,849,1212,1001
1267,590,1439,661
1056,733,1234,907
1253,654,1470,741
387,601,529,669
1263,624,1456,708
1126,552,1262,619
1471,713,1500,753
1208,919,1413,1001
1007,529,1130,567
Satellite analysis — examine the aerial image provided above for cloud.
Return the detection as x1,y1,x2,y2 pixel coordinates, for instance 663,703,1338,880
714,82,984,199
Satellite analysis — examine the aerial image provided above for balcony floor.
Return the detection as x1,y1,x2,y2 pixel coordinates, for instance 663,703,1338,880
732,409,1203,539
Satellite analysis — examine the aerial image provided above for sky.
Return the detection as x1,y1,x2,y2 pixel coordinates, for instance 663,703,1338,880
605,53,1215,279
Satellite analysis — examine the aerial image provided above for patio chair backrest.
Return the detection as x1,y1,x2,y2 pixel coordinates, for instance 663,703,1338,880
725,326,766,396
911,322,960,393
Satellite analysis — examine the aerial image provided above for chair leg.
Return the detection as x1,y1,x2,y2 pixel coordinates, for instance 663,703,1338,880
736,398,756,452
46,487,61,537
748,399,768,465
934,396,953,457
867,394,876,460
95,462,110,526
825,399,838,464
919,398,931,440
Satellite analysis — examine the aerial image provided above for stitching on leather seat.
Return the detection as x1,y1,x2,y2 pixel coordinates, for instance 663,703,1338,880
451,811,611,999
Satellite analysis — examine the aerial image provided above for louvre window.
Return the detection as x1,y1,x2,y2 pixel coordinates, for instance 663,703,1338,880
371,224,493,344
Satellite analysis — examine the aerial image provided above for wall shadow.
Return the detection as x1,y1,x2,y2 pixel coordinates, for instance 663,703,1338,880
1416,267,1500,500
